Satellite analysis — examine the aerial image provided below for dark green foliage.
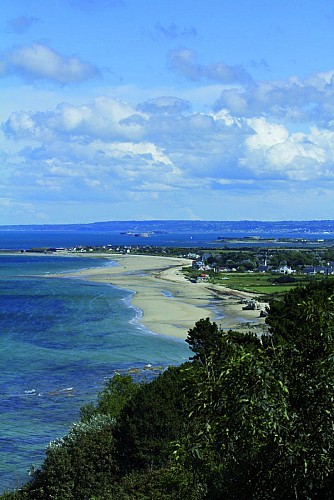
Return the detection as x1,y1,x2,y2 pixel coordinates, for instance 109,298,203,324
115,365,192,474
186,317,223,363
203,250,259,270
271,274,297,283
109,467,205,499
96,372,139,418
225,328,262,350
268,249,319,268
175,329,289,499
20,414,117,499
264,281,334,498
266,279,334,346
80,373,139,422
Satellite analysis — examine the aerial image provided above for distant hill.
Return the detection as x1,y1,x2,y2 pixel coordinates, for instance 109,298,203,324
1,220,334,234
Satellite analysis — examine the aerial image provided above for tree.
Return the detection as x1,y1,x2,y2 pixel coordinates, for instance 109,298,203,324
95,373,139,419
115,365,192,474
263,281,334,498
80,373,138,423
175,327,288,498
185,317,223,364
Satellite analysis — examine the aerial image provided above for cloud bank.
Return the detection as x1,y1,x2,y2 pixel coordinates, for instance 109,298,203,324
3,66,334,215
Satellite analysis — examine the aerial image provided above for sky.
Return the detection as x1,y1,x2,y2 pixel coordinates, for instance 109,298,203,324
1,0,334,224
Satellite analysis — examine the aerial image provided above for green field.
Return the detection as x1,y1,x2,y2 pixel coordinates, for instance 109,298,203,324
216,273,334,297
212,273,297,296
182,268,334,299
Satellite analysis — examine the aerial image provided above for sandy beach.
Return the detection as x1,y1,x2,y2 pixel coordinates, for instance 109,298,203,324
61,253,268,339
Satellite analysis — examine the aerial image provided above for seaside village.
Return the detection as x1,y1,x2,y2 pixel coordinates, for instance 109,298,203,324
27,243,334,279
189,252,334,277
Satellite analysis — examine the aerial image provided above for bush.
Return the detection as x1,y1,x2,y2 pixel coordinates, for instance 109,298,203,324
271,274,297,284
21,415,117,499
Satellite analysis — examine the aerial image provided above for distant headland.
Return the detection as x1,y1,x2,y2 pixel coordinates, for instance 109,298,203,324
1,219,334,235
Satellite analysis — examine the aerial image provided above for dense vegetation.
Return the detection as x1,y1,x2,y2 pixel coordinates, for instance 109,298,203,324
3,280,334,499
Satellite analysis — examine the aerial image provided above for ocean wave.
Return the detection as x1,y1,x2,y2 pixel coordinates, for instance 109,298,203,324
160,290,174,298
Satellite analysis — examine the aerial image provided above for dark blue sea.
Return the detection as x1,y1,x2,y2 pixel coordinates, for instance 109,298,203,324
1,228,332,251
0,253,190,492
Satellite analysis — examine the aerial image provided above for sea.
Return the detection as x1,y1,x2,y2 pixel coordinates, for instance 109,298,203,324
0,244,191,492
1,227,333,492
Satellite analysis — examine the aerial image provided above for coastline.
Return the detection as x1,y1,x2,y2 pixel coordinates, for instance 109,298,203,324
59,253,268,339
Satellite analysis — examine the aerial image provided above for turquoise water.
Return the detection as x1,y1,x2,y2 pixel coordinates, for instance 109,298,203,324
0,255,190,491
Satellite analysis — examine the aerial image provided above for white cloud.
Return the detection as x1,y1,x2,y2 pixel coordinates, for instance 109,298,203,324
246,118,289,149
244,118,334,181
3,91,334,210
4,97,145,141
167,48,252,84
0,197,35,211
1,43,99,84
214,70,334,124
1,132,183,205
99,141,173,166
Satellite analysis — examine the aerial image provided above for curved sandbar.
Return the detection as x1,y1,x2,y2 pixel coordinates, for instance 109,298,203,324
62,253,267,339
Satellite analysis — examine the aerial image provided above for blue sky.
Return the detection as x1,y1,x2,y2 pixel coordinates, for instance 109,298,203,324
1,0,334,224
